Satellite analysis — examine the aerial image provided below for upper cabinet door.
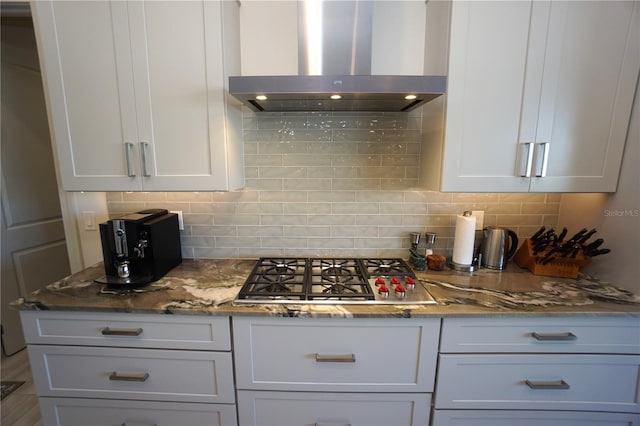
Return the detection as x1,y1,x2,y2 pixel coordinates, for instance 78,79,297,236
33,1,142,191
529,0,639,192
33,1,244,192
441,0,639,193
442,1,535,192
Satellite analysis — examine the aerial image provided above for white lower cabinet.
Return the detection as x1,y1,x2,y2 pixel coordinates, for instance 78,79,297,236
432,410,640,426
232,317,440,426
433,317,640,425
20,311,237,426
39,398,237,426
238,391,431,426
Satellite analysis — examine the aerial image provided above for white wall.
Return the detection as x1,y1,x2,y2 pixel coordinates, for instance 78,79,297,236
558,82,640,293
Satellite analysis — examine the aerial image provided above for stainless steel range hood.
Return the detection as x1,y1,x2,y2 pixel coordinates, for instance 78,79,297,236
229,1,446,113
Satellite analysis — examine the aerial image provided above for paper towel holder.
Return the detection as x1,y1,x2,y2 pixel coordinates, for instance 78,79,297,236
449,211,477,273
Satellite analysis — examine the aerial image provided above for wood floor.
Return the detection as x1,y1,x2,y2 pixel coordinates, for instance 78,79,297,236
1,348,42,426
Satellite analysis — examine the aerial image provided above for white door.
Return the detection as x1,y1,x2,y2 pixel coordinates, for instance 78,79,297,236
1,19,71,355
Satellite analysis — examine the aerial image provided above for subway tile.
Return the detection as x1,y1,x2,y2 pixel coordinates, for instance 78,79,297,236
261,237,308,248
283,226,331,237
166,192,212,202
309,238,354,249
183,213,213,226
244,167,259,179
238,248,283,258
332,226,379,237
355,238,403,249
332,202,379,214
215,236,262,248
358,166,405,179
496,215,543,227
213,214,260,226
313,191,356,202
308,142,359,155
244,178,283,191
521,203,561,215
333,129,383,142
236,203,283,214
238,225,283,237
307,215,356,226
355,214,402,226
244,154,283,166
283,178,333,191
283,154,332,167
106,192,123,202
191,225,237,236
284,202,332,215
500,193,546,203
259,191,308,203
332,154,381,167
380,203,427,215
194,247,238,259
381,179,420,190
122,192,167,202
356,191,405,203
257,116,308,130
191,203,236,214
258,141,310,154
309,167,358,179
260,214,308,226
259,166,307,179
332,178,381,191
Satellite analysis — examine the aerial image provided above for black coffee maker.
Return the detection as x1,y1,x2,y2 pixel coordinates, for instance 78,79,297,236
95,209,182,286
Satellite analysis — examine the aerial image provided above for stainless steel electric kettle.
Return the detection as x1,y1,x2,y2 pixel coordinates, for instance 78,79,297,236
479,226,519,270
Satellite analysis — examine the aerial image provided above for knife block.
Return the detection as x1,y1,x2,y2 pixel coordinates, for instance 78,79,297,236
514,239,590,279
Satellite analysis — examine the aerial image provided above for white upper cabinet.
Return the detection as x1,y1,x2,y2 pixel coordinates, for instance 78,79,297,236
32,1,244,191
439,0,639,192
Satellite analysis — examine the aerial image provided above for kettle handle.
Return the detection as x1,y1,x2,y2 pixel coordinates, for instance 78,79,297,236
507,230,519,259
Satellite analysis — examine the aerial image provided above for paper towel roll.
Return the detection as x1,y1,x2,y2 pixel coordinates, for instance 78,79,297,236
452,212,476,266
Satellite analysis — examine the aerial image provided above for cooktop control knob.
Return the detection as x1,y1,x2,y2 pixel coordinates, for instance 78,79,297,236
390,277,400,285
378,284,389,297
395,284,406,298
375,276,385,286
405,276,416,289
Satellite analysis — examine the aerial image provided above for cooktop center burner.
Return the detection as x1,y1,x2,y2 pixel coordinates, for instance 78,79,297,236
235,257,437,305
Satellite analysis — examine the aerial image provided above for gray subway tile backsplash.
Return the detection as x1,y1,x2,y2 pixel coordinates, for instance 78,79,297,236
107,111,561,259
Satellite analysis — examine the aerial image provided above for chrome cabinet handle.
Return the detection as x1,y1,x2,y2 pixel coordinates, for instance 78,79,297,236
124,142,136,177
532,332,576,341
315,353,356,363
101,327,143,336
122,424,157,426
526,379,570,390
534,142,550,177
315,423,352,426
109,372,149,382
519,142,535,177
140,142,151,177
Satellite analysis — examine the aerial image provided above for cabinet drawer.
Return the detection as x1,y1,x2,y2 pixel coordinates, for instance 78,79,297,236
441,317,640,353
432,410,640,426
238,390,430,426
233,317,440,392
39,397,238,426
20,310,231,350
28,345,235,403
436,354,640,412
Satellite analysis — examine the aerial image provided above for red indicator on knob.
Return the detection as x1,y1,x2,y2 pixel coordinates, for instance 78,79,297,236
378,284,389,295
405,277,415,285
375,277,386,286
395,284,405,293
390,277,400,285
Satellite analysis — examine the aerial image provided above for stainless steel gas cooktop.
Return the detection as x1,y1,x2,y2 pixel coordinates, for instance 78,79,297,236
235,258,437,305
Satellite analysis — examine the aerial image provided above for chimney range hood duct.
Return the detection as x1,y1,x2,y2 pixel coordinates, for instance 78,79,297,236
229,1,446,113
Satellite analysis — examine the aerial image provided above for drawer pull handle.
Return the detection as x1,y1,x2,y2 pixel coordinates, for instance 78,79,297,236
122,424,157,426
109,372,149,382
525,379,570,390
531,332,576,341
101,327,143,336
315,353,356,363
315,424,352,426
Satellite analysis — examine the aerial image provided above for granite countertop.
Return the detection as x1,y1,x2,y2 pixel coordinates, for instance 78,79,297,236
12,258,640,318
